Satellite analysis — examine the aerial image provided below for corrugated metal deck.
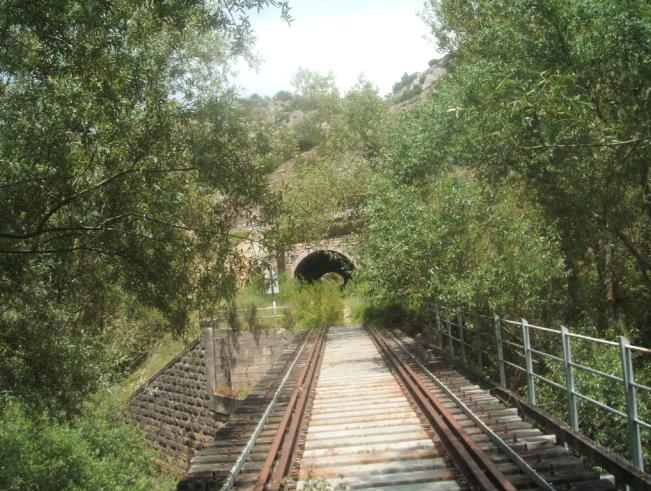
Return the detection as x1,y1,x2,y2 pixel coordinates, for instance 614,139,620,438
297,326,460,491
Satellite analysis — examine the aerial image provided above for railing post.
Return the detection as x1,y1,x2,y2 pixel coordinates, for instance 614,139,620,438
522,318,536,405
434,305,443,349
474,312,483,369
446,310,454,356
456,308,466,361
561,326,579,432
494,315,506,386
620,336,644,471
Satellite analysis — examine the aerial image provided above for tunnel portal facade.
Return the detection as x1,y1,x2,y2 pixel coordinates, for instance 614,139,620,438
285,237,356,284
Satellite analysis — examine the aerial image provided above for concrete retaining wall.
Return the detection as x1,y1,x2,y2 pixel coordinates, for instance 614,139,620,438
127,327,300,470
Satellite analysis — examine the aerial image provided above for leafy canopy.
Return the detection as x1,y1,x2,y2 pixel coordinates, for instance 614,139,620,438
0,0,288,413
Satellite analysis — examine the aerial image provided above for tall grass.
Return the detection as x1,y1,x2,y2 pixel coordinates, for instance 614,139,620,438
280,277,344,329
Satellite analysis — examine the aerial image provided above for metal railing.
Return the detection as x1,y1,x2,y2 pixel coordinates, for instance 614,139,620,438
426,304,651,472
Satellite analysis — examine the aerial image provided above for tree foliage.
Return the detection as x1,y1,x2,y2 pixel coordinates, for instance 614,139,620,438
268,81,383,251
358,170,567,318
0,0,288,414
359,0,651,341
0,395,175,490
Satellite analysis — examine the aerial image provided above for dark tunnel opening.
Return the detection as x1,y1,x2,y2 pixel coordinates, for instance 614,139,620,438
293,250,355,284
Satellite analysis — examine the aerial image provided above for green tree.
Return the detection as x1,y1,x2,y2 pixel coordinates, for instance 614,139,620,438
289,68,341,150
357,170,567,318
405,0,651,340
321,79,388,161
270,155,372,251
267,81,386,253
0,0,289,414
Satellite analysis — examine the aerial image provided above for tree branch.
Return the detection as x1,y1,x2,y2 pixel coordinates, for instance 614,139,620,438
0,165,198,239
520,137,647,150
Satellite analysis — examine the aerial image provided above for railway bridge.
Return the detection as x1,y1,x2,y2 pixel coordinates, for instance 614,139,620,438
173,317,651,491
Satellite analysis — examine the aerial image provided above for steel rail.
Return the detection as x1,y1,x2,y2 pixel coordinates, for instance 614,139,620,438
388,331,555,491
218,332,312,491
254,327,327,491
369,327,517,491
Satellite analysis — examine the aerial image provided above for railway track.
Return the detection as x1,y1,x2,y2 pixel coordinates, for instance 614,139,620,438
179,326,616,491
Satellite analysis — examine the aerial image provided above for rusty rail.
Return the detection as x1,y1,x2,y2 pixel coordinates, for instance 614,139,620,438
388,330,554,491
254,327,327,491
217,332,313,491
369,327,517,491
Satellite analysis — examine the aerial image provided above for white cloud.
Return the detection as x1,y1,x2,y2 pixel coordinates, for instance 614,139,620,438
232,1,439,97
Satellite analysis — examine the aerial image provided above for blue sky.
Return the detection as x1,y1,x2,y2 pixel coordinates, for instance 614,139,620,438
232,0,440,97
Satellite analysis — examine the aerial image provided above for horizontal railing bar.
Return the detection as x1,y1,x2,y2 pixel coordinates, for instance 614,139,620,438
627,344,651,354
444,334,463,343
527,323,561,333
532,372,566,391
630,380,651,392
503,339,525,350
636,418,651,431
504,360,526,372
572,391,628,418
569,362,623,383
566,332,620,347
529,347,563,363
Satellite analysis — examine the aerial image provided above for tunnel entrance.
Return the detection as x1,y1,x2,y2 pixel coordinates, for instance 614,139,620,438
293,250,355,284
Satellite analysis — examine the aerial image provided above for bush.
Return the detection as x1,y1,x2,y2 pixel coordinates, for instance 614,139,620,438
225,302,240,331
273,90,293,102
0,396,175,491
245,303,258,330
361,302,420,334
392,72,418,94
344,295,367,325
294,117,324,151
280,279,343,329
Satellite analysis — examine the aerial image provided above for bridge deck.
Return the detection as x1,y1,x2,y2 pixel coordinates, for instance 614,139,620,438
297,326,459,490
178,326,616,491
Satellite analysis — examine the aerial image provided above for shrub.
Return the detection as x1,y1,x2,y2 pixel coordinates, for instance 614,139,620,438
344,295,367,325
225,302,240,331
294,117,324,151
361,302,420,334
273,90,293,102
0,396,175,490
245,303,258,330
281,279,343,329
392,72,418,94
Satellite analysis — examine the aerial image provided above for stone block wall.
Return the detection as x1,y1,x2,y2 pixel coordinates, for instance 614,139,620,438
127,338,223,469
127,327,300,471
206,325,298,402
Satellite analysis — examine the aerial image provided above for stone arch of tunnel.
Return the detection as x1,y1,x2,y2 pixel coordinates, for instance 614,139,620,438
292,249,356,284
